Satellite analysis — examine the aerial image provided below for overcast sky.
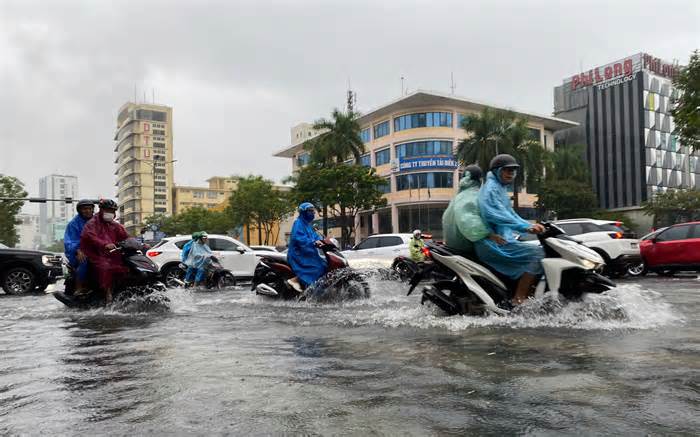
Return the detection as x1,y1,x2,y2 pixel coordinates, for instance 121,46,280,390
1,0,698,213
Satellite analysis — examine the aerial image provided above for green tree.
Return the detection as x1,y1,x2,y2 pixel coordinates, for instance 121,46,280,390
671,49,700,153
289,163,387,248
143,207,233,237
535,180,598,219
642,189,700,227
308,108,366,164
545,144,590,182
501,117,546,210
456,108,513,172
227,175,294,245
0,175,28,247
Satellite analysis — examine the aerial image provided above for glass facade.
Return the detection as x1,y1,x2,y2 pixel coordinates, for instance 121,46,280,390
377,178,391,193
394,112,452,132
375,148,390,166
374,121,390,138
395,140,452,158
297,152,311,167
457,113,470,129
398,205,447,240
360,128,371,143
395,172,454,191
360,154,371,167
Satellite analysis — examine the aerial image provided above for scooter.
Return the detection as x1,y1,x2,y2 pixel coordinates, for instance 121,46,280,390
407,222,616,316
252,239,370,302
172,256,236,290
392,253,454,282
53,238,168,309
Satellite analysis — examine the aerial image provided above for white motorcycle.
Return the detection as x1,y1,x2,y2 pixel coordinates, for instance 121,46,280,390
407,222,616,316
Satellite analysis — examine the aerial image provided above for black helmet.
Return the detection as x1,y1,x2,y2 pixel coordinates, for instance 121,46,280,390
464,164,482,182
489,154,520,171
75,199,94,212
98,198,118,210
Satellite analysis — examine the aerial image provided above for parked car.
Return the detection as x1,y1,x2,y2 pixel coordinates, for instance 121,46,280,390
342,234,413,262
146,235,258,284
520,219,641,277
639,221,700,276
250,245,282,259
0,246,63,294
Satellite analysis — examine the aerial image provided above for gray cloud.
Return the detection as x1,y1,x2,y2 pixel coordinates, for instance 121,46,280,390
1,0,698,210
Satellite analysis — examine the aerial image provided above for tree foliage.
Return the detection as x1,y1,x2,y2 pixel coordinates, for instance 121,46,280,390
308,109,365,165
144,207,233,237
288,163,387,247
642,189,700,227
671,49,700,153
227,175,294,245
0,175,28,247
457,108,547,209
535,180,598,219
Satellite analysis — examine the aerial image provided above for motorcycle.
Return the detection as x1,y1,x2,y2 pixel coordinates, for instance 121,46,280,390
170,256,236,290
53,238,168,309
392,253,454,282
407,222,616,316
252,239,370,302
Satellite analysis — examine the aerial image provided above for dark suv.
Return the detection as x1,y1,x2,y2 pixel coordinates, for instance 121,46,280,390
0,243,64,294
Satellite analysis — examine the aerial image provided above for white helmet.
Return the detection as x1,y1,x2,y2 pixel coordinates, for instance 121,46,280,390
413,229,422,238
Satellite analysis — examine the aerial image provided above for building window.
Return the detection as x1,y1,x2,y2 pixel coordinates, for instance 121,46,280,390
528,128,541,143
373,120,390,138
457,114,471,128
193,191,204,198
360,128,371,143
394,112,453,132
153,129,166,136
395,172,454,191
135,109,167,122
297,152,311,167
153,142,166,148
360,154,371,167
375,148,391,166
207,191,219,199
377,178,391,193
395,140,452,159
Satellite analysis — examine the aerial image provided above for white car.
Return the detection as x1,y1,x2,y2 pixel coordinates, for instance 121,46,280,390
551,219,642,277
146,234,258,284
342,233,413,263
250,245,282,259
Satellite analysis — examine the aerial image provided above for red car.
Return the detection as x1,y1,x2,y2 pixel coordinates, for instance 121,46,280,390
640,221,700,275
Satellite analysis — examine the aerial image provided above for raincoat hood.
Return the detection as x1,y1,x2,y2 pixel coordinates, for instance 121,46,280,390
458,176,480,191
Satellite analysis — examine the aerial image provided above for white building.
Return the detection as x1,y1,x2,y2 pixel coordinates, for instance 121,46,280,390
38,174,79,245
17,214,40,250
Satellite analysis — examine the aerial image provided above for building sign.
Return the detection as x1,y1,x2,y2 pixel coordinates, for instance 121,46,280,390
569,53,679,91
642,53,679,79
570,57,637,90
393,156,458,173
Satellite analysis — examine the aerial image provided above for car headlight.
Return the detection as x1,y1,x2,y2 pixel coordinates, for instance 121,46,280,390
42,255,53,266
581,259,598,270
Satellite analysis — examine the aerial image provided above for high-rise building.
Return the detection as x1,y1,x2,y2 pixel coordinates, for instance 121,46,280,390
554,52,698,213
38,174,78,245
275,90,576,242
114,102,175,236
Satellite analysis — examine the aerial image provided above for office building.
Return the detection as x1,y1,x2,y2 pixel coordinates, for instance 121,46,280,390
114,102,175,236
38,174,78,245
17,213,40,250
554,52,698,211
275,90,576,241
172,177,238,214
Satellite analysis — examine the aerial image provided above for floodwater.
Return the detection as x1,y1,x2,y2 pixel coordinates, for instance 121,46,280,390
1,273,698,435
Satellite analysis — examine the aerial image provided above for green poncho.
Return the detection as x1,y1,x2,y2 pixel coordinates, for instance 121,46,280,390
441,176,490,255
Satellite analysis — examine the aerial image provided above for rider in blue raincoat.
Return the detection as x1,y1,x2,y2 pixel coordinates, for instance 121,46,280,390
474,154,545,305
287,202,326,290
181,231,202,285
184,232,213,286
64,199,95,291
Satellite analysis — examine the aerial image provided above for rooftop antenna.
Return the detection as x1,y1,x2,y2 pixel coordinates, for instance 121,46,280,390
134,84,137,103
401,76,405,96
152,88,155,104
449,72,456,95
346,79,356,112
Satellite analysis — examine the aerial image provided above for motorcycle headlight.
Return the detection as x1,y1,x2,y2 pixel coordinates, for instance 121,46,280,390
581,259,598,270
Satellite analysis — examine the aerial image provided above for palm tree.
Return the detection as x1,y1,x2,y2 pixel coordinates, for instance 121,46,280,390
501,117,547,210
548,144,590,183
307,108,365,164
303,108,365,237
456,108,515,172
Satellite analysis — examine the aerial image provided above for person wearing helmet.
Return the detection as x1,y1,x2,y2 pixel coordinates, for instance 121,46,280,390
79,199,129,303
287,202,326,292
183,231,213,287
442,165,506,257
408,229,426,262
474,155,545,305
63,199,95,293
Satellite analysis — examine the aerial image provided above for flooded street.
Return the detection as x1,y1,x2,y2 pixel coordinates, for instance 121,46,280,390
1,274,698,435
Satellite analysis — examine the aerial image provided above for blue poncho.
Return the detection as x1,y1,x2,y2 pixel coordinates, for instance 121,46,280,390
473,171,544,279
64,214,89,266
184,241,213,269
287,212,327,287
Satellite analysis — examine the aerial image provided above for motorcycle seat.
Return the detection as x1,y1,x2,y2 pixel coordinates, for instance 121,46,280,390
261,253,288,264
